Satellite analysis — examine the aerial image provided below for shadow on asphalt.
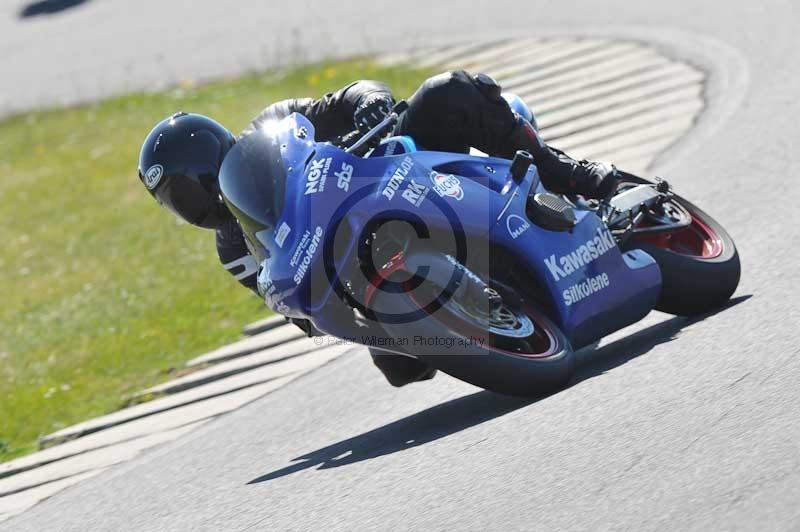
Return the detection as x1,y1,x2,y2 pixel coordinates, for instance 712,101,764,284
19,0,89,18
248,295,751,484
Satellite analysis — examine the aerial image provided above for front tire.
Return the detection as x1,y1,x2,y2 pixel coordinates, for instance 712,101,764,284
620,175,741,315
369,279,574,397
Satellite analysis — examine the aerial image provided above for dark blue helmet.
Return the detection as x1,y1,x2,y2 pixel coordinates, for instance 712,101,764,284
138,112,236,229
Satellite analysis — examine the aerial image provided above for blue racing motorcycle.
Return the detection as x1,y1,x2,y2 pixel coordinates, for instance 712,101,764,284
219,101,740,396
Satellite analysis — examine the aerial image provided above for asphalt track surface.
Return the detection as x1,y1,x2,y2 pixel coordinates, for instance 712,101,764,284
3,1,800,530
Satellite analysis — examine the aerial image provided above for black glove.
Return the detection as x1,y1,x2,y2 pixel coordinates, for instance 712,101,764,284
577,161,618,200
354,94,394,133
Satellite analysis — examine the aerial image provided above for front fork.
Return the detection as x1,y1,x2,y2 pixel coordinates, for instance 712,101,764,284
363,248,502,323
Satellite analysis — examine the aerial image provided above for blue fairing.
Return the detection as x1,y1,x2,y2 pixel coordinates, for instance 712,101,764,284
227,114,661,347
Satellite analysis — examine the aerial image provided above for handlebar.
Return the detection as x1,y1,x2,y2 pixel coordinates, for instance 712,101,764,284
345,100,409,156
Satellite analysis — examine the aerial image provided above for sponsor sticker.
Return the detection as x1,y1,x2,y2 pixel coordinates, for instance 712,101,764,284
382,156,414,200
335,162,354,192
293,226,323,285
563,272,611,306
544,227,617,282
290,230,312,267
506,214,531,239
143,164,163,190
430,172,464,201
305,157,332,195
275,222,291,248
402,179,428,207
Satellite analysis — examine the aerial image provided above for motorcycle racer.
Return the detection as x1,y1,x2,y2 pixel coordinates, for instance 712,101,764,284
137,71,618,386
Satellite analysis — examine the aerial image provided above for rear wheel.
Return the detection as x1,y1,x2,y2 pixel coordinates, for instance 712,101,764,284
620,176,740,315
369,277,574,397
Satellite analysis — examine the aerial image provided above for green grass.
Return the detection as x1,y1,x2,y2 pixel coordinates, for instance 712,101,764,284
0,60,431,462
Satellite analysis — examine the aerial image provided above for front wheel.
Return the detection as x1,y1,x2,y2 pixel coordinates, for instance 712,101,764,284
620,176,741,315
369,278,574,397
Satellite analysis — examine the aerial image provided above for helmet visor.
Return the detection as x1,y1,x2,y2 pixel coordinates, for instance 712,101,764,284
155,174,217,227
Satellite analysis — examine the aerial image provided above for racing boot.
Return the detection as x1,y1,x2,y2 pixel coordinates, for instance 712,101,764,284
370,349,437,387
509,115,617,199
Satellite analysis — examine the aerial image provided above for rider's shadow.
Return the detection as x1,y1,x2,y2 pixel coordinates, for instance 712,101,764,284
248,390,533,484
247,295,750,485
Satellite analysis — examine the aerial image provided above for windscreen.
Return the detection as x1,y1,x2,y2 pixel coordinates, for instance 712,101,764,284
218,129,287,261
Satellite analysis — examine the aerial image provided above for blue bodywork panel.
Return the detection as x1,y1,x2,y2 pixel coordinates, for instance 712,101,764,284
220,114,661,348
